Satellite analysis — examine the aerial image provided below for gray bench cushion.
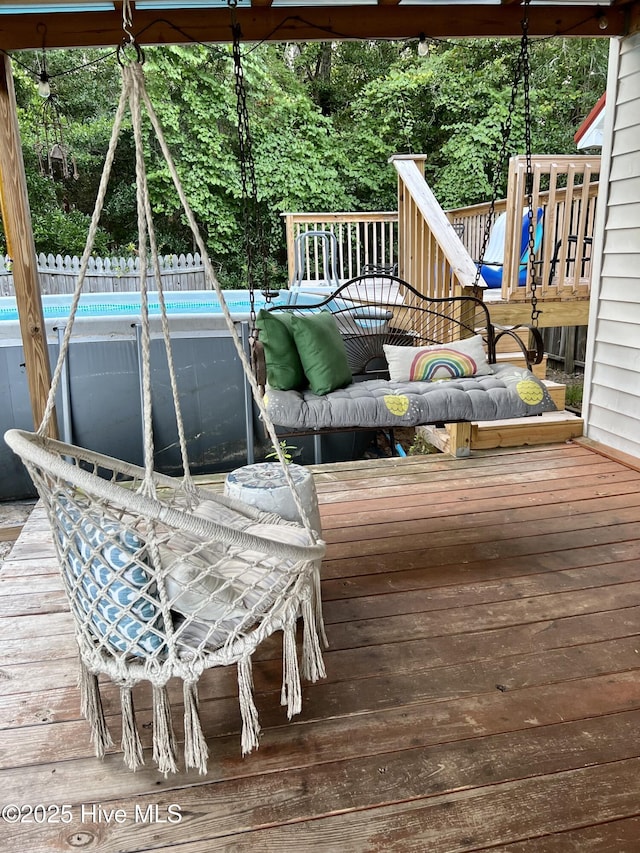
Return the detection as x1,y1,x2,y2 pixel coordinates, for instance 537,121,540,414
264,363,557,431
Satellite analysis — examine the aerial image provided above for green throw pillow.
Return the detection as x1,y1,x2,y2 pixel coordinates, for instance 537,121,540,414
290,310,353,395
255,309,305,391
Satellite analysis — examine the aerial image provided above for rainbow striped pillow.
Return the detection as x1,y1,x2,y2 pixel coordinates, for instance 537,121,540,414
384,335,492,382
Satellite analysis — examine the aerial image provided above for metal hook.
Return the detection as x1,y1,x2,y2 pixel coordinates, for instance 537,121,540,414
117,40,145,67
228,0,240,35
122,0,135,43
117,0,144,66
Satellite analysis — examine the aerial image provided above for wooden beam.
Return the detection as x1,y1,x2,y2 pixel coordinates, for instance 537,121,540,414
487,299,591,328
0,55,56,437
0,4,632,51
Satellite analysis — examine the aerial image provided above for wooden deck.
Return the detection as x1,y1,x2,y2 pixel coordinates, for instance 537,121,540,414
2,440,640,852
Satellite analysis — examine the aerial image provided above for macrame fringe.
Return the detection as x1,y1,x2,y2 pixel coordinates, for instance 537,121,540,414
237,657,260,755
313,563,329,648
183,680,209,775
152,684,177,775
301,596,326,683
78,659,113,758
281,618,302,719
120,685,144,771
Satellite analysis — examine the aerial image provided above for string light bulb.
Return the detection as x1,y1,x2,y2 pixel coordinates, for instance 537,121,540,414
597,13,608,29
37,73,51,98
417,33,429,57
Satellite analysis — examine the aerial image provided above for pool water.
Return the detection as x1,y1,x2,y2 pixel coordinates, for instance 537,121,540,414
0,290,293,323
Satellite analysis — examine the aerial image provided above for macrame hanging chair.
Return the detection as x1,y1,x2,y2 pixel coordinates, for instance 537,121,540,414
5,51,327,776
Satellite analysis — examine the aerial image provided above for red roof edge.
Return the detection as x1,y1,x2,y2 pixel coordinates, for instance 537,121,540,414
574,92,606,144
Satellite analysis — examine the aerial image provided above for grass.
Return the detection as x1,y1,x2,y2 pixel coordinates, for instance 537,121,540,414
565,382,583,410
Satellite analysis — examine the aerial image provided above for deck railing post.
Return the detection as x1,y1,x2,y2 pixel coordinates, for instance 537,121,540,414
389,154,478,300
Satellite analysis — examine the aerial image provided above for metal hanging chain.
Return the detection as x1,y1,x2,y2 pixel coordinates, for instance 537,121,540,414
472,42,524,289
474,0,536,321
520,4,541,328
229,1,271,327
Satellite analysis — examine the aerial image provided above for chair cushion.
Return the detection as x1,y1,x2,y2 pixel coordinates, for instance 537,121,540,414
384,335,492,382
263,363,557,430
54,497,165,657
290,310,352,395
161,499,313,651
256,309,305,391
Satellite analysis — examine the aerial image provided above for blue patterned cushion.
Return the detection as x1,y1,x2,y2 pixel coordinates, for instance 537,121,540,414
55,497,165,657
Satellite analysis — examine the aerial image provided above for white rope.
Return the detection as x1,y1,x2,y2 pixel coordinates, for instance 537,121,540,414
133,64,318,539
127,67,156,496
7,55,328,776
127,65,196,496
37,78,131,437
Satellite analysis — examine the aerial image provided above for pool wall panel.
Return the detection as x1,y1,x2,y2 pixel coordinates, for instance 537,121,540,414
1,323,370,501
1,331,257,500
1,345,40,500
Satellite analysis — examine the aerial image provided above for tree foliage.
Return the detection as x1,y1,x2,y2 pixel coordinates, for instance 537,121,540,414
1,36,609,283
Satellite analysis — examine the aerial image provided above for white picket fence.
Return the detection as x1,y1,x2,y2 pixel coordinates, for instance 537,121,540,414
0,253,207,295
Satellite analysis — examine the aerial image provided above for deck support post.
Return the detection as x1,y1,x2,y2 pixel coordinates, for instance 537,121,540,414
0,54,56,437
416,422,471,458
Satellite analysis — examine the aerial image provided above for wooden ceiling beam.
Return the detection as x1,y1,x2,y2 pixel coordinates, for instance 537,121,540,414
0,4,633,51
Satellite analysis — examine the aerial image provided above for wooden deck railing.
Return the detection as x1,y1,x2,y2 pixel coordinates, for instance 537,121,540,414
448,155,600,302
391,154,481,299
281,210,398,286
281,154,599,311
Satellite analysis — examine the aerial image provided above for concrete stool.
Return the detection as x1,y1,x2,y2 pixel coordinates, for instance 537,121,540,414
224,462,322,535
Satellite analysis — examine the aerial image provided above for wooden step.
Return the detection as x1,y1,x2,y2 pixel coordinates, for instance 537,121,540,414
416,407,582,457
494,326,531,354
470,410,583,450
542,380,566,410
495,351,548,379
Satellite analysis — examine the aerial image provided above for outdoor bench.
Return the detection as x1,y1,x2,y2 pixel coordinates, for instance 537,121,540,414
252,274,556,459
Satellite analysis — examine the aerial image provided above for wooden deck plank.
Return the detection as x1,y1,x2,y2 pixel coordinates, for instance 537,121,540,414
316,459,619,505
0,556,60,579
5,712,640,853
1,442,639,853
153,759,640,852
325,505,640,561
313,448,604,488
3,586,640,713
3,598,640,736
322,521,640,578
324,559,640,622
2,666,640,772
488,817,640,851
320,469,640,528
323,490,640,544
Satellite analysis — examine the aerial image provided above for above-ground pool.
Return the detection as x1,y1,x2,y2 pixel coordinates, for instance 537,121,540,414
1,287,363,500
0,289,301,340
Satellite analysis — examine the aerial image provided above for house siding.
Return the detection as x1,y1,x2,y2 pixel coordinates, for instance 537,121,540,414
583,33,640,458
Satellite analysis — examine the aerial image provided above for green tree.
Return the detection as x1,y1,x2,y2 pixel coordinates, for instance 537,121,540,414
340,37,608,210
141,44,356,286
2,37,609,268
